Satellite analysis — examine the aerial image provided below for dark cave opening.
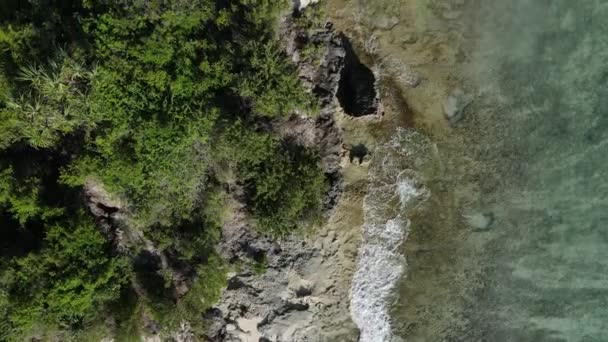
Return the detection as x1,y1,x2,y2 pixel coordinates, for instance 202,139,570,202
337,35,378,116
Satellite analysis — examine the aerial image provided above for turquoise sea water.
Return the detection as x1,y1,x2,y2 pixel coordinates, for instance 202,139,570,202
349,0,608,340
465,0,608,340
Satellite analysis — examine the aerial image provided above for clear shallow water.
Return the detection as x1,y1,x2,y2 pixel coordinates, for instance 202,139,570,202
464,0,608,340
346,0,608,340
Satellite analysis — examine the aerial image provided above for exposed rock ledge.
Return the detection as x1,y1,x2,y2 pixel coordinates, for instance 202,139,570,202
208,193,360,341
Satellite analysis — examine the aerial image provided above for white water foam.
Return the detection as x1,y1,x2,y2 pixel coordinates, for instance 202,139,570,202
350,177,427,342
350,128,432,342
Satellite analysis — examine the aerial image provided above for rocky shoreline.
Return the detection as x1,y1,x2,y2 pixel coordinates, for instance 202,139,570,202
201,5,384,341
84,2,387,340
86,1,603,341
85,0,463,339
85,0,494,340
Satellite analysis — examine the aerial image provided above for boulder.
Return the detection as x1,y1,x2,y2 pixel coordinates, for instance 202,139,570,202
463,212,494,231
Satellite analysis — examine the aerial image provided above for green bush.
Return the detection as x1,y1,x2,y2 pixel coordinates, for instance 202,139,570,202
238,41,314,117
216,122,328,235
0,215,129,340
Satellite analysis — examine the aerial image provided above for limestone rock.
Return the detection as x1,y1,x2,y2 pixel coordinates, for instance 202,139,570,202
172,321,195,342
83,179,124,245
280,15,380,118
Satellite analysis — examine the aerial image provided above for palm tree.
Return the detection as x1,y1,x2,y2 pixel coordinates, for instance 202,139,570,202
4,52,94,148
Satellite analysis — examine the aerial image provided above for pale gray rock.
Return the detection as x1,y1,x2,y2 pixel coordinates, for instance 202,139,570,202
443,88,472,123
388,57,421,88
83,179,125,246
400,32,418,45
464,212,494,231
172,321,195,342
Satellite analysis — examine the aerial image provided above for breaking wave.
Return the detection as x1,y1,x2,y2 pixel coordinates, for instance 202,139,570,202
350,128,432,342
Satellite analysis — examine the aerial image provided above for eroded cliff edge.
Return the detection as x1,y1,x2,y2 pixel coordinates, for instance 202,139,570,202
83,3,386,341
202,6,383,341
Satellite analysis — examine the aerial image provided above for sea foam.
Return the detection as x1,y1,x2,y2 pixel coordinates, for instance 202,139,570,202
350,129,431,342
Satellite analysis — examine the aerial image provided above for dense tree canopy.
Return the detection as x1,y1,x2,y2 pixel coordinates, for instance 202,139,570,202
0,0,327,339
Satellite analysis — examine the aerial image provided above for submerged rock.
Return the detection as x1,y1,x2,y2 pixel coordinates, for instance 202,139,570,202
348,143,369,164
463,212,494,231
394,32,418,45
383,57,422,88
443,88,472,123
372,16,400,30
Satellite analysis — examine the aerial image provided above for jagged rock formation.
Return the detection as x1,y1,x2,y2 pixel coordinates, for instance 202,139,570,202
86,180,198,341
282,15,380,118
84,179,126,249
207,194,360,342
279,11,354,209
204,8,368,342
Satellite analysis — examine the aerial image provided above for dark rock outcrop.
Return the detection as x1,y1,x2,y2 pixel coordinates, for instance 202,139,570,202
282,19,379,118
348,143,369,164
84,179,126,248
206,9,367,342
279,18,350,211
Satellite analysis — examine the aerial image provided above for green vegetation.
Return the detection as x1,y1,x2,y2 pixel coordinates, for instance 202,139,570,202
215,122,327,235
0,215,128,339
0,0,327,340
293,2,327,66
